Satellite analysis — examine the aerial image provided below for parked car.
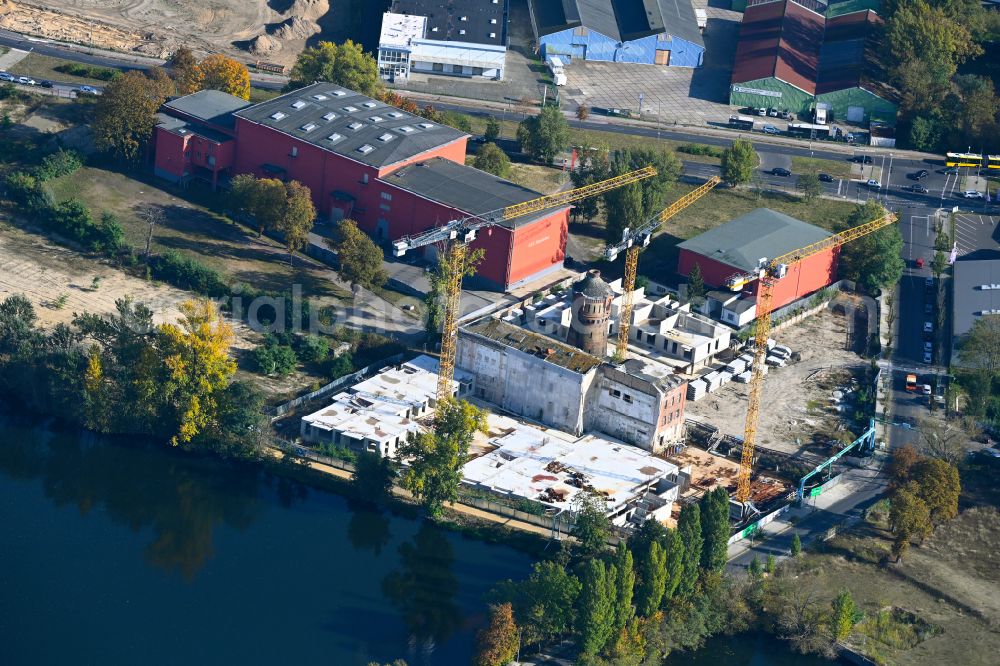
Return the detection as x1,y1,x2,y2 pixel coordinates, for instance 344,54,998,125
942,167,959,175
39,80,53,88
772,167,791,177
925,277,934,288
924,302,934,315
924,341,933,353
915,257,924,268
867,178,882,189
0,71,13,82
762,124,780,135
923,351,933,364
767,107,778,117
911,169,929,180
923,321,934,333
963,190,984,199
16,76,35,85
819,173,834,182
778,110,792,120
854,155,873,164
76,85,99,95
757,107,768,116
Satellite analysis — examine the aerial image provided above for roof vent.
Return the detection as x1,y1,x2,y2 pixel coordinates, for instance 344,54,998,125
322,112,337,121
270,111,287,121
357,144,375,154
291,100,307,109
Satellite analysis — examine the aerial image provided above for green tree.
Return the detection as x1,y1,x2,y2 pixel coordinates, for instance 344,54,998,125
484,115,501,143
0,294,38,356
829,589,860,641
958,316,1000,373
424,247,484,340
636,539,667,617
398,398,486,516
92,71,168,161
687,263,705,308
475,603,519,666
168,46,203,95
516,105,570,163
676,503,703,597
748,554,762,578
276,180,316,265
352,451,397,502
910,457,961,523
662,528,685,601
254,342,297,376
798,173,822,202
838,201,904,293
932,249,948,279
327,219,388,290
494,560,581,645
473,142,512,178
765,553,776,574
289,40,381,96
603,177,644,244
889,484,932,561
573,491,612,556
578,559,617,656
720,138,757,187
700,487,730,572
907,114,945,151
229,174,288,236
790,533,802,557
613,542,635,633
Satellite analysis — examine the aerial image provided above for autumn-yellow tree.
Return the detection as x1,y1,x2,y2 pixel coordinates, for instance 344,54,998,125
93,70,170,161
83,345,107,432
199,54,250,100
157,299,236,446
474,603,519,666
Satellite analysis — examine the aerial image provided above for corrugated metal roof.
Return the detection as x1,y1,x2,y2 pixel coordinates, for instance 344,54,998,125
529,0,703,47
731,0,825,95
233,82,467,169
677,208,831,274
816,10,885,95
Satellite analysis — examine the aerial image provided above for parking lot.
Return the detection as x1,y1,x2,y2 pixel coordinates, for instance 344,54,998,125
953,214,999,259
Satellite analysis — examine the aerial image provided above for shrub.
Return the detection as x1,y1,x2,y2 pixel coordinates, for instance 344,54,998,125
253,343,298,376
677,143,724,158
148,251,229,297
34,149,83,181
298,334,329,364
53,63,122,82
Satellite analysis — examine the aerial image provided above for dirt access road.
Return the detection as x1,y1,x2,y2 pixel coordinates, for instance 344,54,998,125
0,0,346,64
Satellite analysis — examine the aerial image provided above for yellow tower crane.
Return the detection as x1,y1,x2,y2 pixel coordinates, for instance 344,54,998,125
605,176,721,360
393,166,658,401
727,210,899,504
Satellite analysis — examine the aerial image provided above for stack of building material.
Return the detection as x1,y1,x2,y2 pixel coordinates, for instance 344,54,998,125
726,357,748,375
738,352,755,368
734,371,752,383
687,378,708,401
717,370,733,386
702,371,724,393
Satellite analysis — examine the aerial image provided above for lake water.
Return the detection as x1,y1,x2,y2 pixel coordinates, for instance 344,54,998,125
0,410,832,666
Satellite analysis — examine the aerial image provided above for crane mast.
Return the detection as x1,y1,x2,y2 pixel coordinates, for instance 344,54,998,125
733,211,898,503
607,176,721,359
392,166,658,402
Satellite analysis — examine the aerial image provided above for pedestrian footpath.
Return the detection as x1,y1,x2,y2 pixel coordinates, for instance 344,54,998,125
0,48,29,71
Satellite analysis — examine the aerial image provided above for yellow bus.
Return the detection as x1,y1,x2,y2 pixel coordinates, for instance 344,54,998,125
987,154,1000,170
945,152,984,168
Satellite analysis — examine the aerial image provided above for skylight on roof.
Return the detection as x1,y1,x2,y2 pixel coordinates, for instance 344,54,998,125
331,90,347,97
327,133,343,142
418,122,435,129
386,111,404,119
348,122,364,131
357,144,375,154
300,123,317,132
343,106,359,113
377,133,395,142
369,115,384,123
270,111,287,121
291,100,307,109
362,101,377,109
322,112,337,121
397,125,416,134
312,94,328,101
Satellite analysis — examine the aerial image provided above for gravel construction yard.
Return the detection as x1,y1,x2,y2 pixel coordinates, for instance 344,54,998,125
686,309,868,459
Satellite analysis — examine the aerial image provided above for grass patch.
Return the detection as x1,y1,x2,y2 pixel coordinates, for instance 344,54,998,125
9,53,124,87
792,155,853,178
44,165,350,301
508,162,568,193
249,86,281,104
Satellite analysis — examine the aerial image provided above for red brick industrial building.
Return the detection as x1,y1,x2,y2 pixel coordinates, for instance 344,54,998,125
152,84,570,291
677,208,838,316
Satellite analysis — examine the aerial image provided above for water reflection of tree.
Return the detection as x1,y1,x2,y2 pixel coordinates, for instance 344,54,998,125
382,523,461,653
0,419,263,580
347,501,391,556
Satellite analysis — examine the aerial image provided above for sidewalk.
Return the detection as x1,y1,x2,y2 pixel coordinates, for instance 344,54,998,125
0,47,28,70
